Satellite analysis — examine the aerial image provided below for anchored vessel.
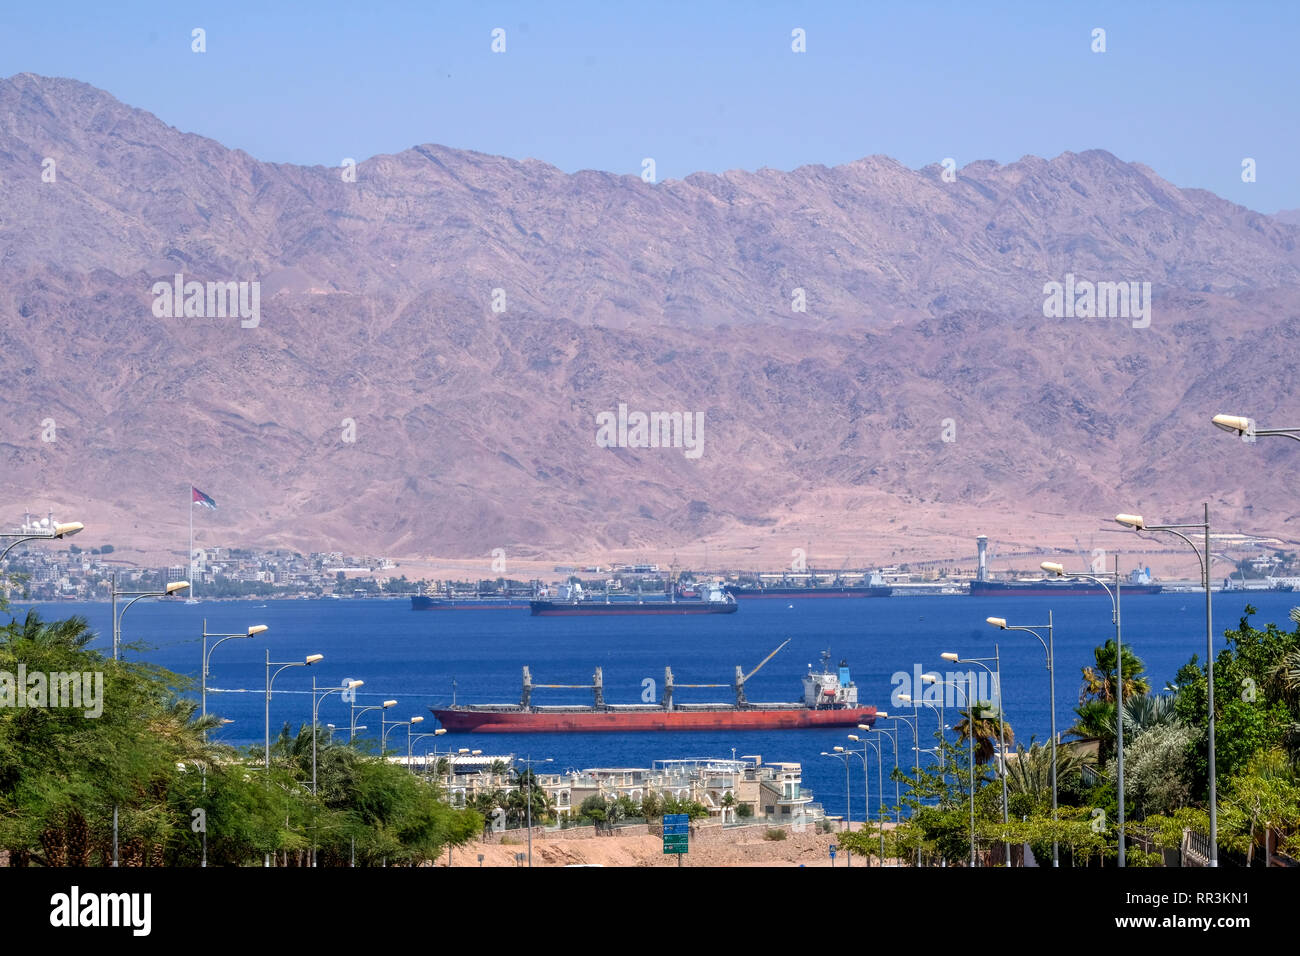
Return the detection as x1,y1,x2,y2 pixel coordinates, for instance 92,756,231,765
411,582,534,610
431,644,876,732
725,571,892,599
970,567,1162,597
529,582,738,616
411,595,533,610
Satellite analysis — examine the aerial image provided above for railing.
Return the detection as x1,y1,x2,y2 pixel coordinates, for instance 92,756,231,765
1182,828,1212,867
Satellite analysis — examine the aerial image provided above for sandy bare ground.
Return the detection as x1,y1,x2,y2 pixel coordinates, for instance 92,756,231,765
437,824,899,868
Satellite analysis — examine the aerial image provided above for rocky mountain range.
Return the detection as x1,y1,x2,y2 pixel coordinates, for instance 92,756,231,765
2,72,1299,567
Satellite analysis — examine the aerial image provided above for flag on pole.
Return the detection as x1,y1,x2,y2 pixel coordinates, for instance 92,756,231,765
191,486,217,510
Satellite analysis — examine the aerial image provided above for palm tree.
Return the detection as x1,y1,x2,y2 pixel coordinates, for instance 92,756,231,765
1004,740,1097,801
954,703,1014,764
1122,693,1179,739
1080,639,1149,705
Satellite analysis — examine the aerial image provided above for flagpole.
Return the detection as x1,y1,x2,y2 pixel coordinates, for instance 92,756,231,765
189,483,195,599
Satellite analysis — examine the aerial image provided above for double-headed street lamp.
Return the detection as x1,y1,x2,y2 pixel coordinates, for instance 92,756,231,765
1116,506,1218,866
199,621,268,868
986,613,1058,867
1212,414,1300,444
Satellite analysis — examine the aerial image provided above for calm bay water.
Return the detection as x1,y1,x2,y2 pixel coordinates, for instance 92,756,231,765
10,591,1297,820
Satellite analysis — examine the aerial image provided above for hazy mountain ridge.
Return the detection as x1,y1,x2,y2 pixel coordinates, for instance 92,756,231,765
2,73,1299,560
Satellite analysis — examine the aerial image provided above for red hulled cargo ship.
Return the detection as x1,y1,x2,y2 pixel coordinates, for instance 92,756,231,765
431,644,877,733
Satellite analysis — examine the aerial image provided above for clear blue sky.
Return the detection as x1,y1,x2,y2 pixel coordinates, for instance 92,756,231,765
3,0,1296,213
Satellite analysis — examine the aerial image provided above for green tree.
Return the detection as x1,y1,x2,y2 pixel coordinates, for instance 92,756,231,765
954,704,1013,765
1080,639,1150,705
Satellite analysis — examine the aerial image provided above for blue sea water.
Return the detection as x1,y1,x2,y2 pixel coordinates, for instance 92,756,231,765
9,592,1297,821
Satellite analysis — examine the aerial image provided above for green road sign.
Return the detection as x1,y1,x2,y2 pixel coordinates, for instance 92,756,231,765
663,842,688,854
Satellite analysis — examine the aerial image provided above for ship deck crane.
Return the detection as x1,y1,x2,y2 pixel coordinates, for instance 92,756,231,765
662,638,791,709
521,665,605,709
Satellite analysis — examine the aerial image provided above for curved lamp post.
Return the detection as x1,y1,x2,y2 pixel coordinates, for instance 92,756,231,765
899,691,947,774
1042,557,1128,866
844,736,883,866
112,578,190,660
517,754,553,868
108,574,187,866
263,651,322,867
820,749,853,867
1116,507,1217,866
986,613,1057,866
199,621,268,867
945,649,1009,866
923,674,976,866
410,728,448,776
0,520,83,562
381,714,423,757
351,699,397,744
1212,414,1300,444
313,678,364,793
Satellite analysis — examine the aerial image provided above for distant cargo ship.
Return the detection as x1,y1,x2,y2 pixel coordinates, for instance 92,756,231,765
529,582,738,616
432,645,877,733
411,595,532,610
725,570,892,599
970,567,1162,597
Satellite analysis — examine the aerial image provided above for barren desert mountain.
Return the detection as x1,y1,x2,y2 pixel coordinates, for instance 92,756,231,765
2,72,1299,566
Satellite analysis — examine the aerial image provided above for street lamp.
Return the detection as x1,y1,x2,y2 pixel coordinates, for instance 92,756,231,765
946,649,1009,866
107,574,188,866
313,678,364,793
866,720,902,825
843,736,884,866
821,749,853,867
405,716,425,769
1034,561,1118,868
985,613,1058,867
410,728,448,775
1211,413,1300,443
263,651,321,867
199,620,268,867
381,714,422,756
899,691,947,773
0,520,83,562
1116,506,1218,866
111,577,190,660
517,755,553,868
351,699,397,744
922,674,977,866
309,677,362,869
884,709,924,867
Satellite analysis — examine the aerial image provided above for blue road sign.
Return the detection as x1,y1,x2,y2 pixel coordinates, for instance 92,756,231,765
663,814,690,856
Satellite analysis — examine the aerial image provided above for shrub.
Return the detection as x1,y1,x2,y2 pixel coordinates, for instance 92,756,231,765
764,828,788,841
